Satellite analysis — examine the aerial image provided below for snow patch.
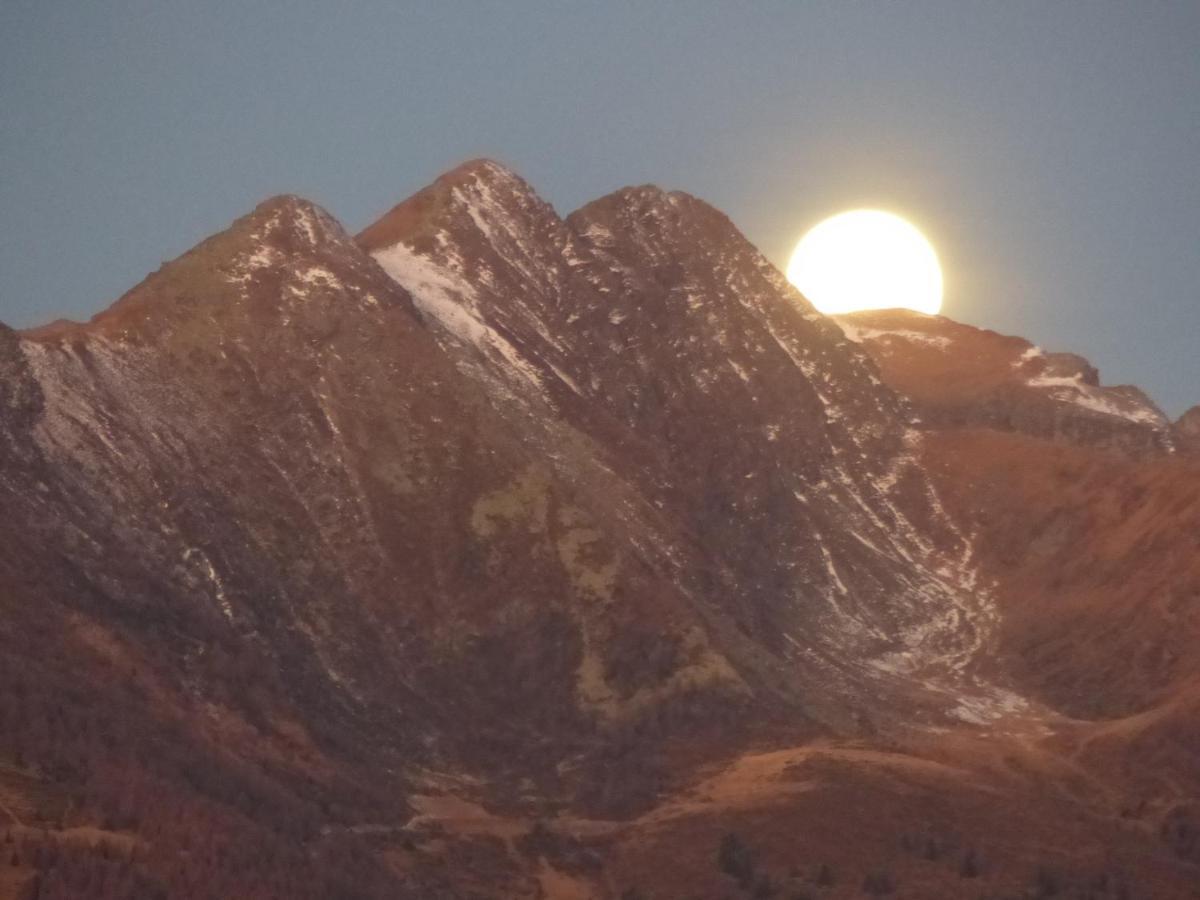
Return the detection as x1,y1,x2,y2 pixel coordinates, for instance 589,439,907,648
1028,373,1165,426
294,207,320,245
372,242,546,394
183,548,234,622
728,359,751,383
837,321,951,348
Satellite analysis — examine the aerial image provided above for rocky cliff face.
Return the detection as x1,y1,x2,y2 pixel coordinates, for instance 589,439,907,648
837,308,1173,456
1,163,1197,899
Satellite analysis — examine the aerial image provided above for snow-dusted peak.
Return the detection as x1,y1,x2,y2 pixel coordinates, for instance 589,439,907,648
568,184,736,246
439,157,526,190
841,309,1173,453
358,160,586,404
16,194,392,350
567,182,792,306
357,158,551,255
216,195,369,294
243,194,349,251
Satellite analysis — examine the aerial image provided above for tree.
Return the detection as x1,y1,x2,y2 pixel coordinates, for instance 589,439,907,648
921,835,941,861
813,862,834,887
959,846,981,878
717,832,754,886
1034,865,1061,897
862,869,896,895
751,873,776,898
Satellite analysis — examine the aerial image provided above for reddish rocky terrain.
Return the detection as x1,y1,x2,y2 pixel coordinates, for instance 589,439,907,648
0,162,1196,898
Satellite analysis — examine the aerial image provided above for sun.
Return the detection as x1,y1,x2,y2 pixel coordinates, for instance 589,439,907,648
786,210,943,315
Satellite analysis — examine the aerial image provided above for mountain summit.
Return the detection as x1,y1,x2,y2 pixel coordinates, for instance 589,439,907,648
2,162,1197,898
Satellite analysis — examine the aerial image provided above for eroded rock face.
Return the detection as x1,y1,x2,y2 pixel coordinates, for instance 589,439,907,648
837,308,1173,456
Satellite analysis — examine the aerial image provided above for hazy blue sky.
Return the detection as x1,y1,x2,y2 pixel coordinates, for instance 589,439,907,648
2,2,1197,414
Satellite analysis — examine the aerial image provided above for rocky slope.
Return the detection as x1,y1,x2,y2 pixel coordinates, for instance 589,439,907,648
836,309,1173,456
838,309,1200,713
0,163,1196,898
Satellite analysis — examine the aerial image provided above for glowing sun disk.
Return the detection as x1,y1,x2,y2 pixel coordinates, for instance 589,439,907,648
786,210,943,315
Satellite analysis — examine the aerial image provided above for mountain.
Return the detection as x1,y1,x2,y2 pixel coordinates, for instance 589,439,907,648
359,161,1010,731
839,310,1200,712
0,162,1197,899
835,309,1173,456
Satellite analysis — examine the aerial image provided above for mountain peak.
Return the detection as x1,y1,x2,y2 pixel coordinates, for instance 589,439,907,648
569,183,766,270
357,158,543,252
21,195,369,342
234,193,349,254
569,183,727,232
438,156,523,188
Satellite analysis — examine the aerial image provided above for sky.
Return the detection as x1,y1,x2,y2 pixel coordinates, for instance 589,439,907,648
2,1,1197,415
